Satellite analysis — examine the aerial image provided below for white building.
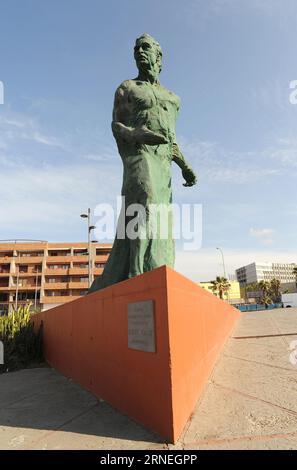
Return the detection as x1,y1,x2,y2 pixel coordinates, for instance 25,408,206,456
236,262,297,285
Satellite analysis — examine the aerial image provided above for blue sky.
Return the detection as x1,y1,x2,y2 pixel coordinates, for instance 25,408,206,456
0,0,297,280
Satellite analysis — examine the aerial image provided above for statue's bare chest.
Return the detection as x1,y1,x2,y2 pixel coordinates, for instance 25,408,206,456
127,80,180,115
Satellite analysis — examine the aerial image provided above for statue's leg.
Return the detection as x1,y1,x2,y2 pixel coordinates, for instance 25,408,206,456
88,236,130,293
127,203,175,277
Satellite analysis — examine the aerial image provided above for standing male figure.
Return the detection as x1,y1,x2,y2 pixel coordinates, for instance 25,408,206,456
89,33,196,293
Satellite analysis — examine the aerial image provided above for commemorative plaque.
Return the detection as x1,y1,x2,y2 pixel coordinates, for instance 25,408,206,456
128,300,156,352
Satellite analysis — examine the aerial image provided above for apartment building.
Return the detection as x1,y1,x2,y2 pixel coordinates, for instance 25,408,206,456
0,241,112,315
236,262,297,286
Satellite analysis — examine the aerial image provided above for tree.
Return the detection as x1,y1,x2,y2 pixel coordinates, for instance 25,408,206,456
210,276,231,300
261,294,272,309
246,282,259,292
269,278,281,303
258,280,272,308
258,280,270,294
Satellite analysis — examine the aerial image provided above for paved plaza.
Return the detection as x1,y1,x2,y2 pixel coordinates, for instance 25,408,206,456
0,308,297,450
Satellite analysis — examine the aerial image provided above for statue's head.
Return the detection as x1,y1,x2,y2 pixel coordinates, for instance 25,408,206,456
134,33,162,76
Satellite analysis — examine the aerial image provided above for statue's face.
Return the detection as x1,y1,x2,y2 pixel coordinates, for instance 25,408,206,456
134,38,160,73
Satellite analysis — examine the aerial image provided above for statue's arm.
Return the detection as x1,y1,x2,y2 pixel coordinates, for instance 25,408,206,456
111,84,168,145
172,143,197,187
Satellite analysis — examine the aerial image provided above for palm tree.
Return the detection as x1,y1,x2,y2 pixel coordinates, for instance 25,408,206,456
261,294,272,309
258,280,272,308
270,278,281,303
258,280,270,294
246,282,259,292
210,276,231,300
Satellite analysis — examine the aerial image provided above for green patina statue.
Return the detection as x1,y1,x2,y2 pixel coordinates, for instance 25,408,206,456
89,33,197,293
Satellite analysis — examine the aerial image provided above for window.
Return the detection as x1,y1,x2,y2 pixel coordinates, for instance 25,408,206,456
48,264,69,270
46,291,55,297
20,252,43,257
0,252,13,257
0,265,10,273
96,249,110,256
73,250,88,256
19,266,28,273
48,251,70,257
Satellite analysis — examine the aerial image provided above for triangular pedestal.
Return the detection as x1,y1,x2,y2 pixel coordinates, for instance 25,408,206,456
33,266,240,443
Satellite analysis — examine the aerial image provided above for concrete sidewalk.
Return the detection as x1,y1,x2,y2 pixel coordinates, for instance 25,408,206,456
0,308,296,450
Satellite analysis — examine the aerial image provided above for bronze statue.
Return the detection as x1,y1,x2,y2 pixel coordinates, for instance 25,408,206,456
89,33,197,293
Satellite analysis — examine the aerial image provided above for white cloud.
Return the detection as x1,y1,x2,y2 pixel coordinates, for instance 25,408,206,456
0,113,67,151
31,132,64,148
249,228,275,238
0,112,121,238
177,136,292,185
261,239,274,246
249,227,275,246
0,162,121,227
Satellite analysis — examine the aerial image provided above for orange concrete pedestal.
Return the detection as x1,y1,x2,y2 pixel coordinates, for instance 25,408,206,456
32,266,240,443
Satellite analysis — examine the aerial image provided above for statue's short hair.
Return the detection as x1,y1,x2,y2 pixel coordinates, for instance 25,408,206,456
134,33,163,73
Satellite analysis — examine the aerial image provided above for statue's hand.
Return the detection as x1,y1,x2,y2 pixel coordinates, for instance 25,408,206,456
138,127,168,145
112,122,168,145
182,167,197,187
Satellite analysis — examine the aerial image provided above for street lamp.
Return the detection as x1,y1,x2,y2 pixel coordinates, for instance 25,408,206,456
216,247,230,302
80,208,96,288
34,266,40,311
216,247,227,279
12,252,21,310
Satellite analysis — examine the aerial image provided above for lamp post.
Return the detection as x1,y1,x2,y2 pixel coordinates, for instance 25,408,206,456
80,209,96,288
34,266,40,311
216,247,227,279
216,247,230,302
13,252,21,311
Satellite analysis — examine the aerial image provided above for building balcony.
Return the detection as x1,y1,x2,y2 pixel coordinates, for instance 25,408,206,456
44,282,68,290
68,255,88,263
94,256,109,263
68,282,88,289
41,295,80,304
94,268,104,275
69,268,88,276
16,256,44,264
43,281,88,290
0,257,13,264
13,272,42,278
7,285,41,291
44,268,70,275
46,255,75,263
